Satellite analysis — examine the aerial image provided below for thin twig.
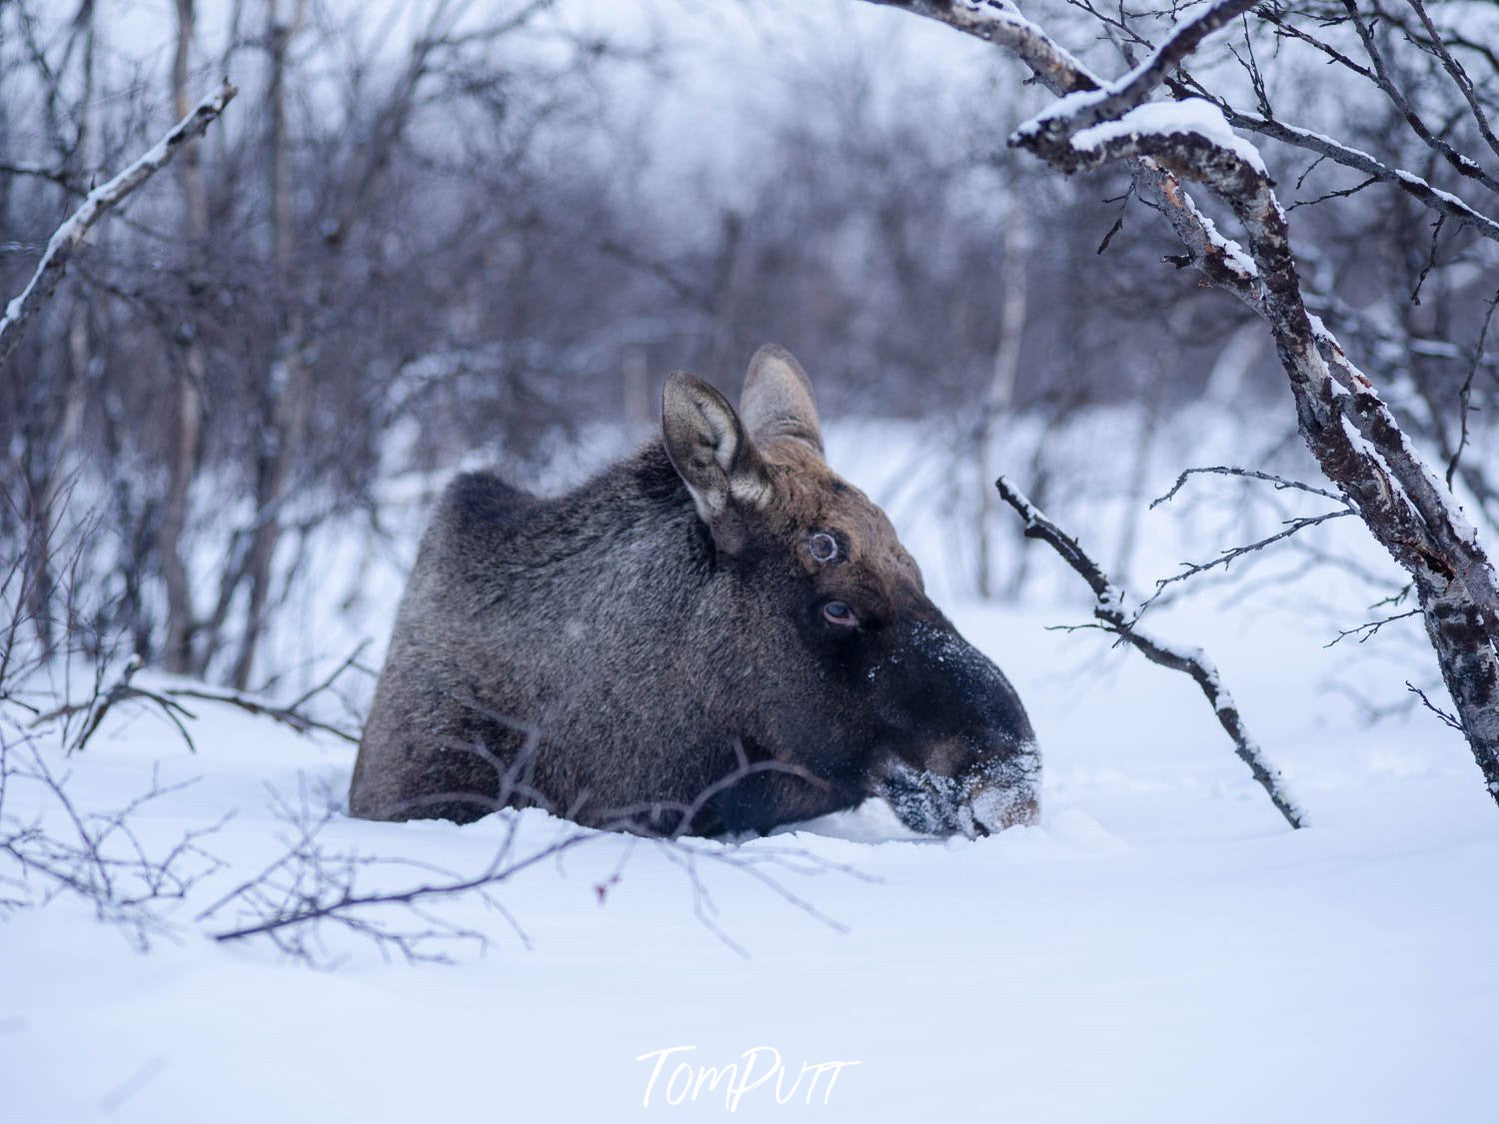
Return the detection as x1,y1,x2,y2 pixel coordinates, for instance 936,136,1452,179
1148,508,1354,604
1407,681,1463,732
1151,465,1347,508
1446,287,1499,488
996,475,1306,828
1325,609,1423,647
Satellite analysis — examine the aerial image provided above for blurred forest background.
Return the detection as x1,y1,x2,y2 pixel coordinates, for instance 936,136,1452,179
3,0,1497,695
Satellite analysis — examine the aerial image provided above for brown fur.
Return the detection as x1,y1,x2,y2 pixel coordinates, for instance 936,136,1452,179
350,345,1039,837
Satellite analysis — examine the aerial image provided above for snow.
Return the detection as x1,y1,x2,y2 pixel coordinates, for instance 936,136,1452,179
5,615,1496,1120
1068,99,1269,176
1393,168,1477,212
1022,84,1110,129
1189,207,1259,278
4,417,1498,1121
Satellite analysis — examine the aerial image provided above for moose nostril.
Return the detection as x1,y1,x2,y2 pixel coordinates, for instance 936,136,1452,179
970,790,1040,835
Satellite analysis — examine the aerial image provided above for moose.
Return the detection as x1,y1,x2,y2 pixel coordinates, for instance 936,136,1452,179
350,345,1039,838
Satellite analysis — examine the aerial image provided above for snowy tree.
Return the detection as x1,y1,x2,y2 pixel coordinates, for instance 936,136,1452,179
860,0,1499,806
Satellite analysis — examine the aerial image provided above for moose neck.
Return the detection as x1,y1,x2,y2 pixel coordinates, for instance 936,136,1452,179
486,440,719,643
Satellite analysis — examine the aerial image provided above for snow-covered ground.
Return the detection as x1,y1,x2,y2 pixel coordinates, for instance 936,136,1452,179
4,413,1497,1122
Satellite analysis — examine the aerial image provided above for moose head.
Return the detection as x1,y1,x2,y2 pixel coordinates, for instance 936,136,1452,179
655,345,1040,836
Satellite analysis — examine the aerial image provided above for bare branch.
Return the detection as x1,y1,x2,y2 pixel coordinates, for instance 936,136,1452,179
0,715,223,945
206,763,865,964
1151,465,1348,508
1407,681,1463,732
0,161,84,193
858,0,1099,95
1286,175,1378,214
1148,508,1354,602
1253,4,1373,80
1338,0,1499,194
1403,0,1499,164
1325,609,1423,648
161,685,359,744
0,79,237,368
31,660,362,753
996,475,1306,829
1447,287,1499,489
31,657,200,754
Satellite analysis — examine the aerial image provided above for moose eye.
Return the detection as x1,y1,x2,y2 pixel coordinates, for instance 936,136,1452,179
822,600,858,627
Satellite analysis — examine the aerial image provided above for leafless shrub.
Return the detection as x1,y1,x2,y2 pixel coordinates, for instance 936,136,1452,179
199,747,876,967
30,651,367,756
0,717,224,947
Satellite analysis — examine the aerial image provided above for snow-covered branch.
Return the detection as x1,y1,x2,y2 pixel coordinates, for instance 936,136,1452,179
859,0,1098,95
0,79,237,368
1020,0,1258,148
1166,80,1499,245
858,5,1271,310
995,475,1306,829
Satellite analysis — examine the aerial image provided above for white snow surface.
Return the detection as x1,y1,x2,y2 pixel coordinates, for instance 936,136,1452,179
4,416,1498,1121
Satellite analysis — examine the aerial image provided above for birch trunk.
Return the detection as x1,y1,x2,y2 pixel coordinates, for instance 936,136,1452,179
232,0,310,690
976,196,1030,599
161,0,207,674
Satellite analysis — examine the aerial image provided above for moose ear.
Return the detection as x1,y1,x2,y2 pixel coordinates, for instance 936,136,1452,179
740,343,824,457
661,371,771,546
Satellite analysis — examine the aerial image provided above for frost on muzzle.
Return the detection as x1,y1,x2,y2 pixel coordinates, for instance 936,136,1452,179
878,743,1041,838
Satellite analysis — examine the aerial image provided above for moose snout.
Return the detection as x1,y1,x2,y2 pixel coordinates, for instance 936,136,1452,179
875,730,1040,839
947,727,1041,838
873,618,1042,838
964,755,1042,837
